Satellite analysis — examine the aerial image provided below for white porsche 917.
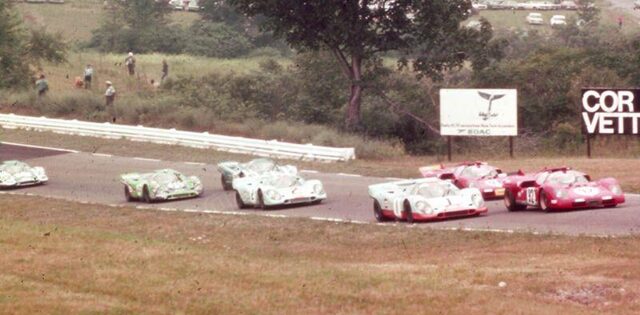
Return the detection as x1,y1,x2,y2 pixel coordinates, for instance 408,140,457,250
368,178,487,223
217,158,297,191
0,160,48,188
233,172,326,209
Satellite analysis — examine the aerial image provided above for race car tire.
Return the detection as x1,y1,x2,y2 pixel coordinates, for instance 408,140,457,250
221,175,232,191
257,190,268,210
403,200,414,224
504,190,526,211
311,199,322,205
124,186,135,202
142,186,153,203
235,191,248,209
539,190,552,212
373,200,390,222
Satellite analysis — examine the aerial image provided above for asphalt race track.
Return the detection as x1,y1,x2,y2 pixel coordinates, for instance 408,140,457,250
2,142,640,236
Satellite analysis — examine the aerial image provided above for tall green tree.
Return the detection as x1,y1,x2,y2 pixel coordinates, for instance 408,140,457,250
228,0,487,129
90,0,177,53
0,0,66,89
0,0,29,88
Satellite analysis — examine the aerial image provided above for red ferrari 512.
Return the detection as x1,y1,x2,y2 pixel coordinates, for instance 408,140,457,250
502,167,625,212
419,161,517,200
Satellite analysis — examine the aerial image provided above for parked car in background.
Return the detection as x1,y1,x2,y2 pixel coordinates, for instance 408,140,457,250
560,1,578,10
472,2,488,10
526,12,544,25
550,15,567,26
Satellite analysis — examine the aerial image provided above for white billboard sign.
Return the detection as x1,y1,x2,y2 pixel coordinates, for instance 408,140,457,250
440,89,518,136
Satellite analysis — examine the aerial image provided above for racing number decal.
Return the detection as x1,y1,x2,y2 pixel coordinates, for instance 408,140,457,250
526,187,537,206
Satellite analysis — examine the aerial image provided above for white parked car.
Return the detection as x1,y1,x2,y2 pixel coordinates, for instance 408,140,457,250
472,2,488,10
550,15,567,26
526,13,544,25
233,172,327,209
560,1,578,10
368,178,487,223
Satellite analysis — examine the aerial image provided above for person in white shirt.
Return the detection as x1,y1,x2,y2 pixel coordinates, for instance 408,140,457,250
105,81,117,122
83,64,94,89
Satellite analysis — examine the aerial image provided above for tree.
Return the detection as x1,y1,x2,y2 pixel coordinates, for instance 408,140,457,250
228,0,483,129
576,0,600,26
90,0,176,53
0,0,66,89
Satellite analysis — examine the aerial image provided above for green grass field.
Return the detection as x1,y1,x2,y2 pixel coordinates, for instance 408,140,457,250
15,0,200,43
1,194,640,314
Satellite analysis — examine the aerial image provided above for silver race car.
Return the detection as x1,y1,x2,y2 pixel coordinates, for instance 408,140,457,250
217,158,297,191
233,172,326,210
0,160,48,188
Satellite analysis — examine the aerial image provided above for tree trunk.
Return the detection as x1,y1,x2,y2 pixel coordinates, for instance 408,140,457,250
345,55,363,130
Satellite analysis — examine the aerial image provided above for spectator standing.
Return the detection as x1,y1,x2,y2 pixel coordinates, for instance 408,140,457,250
105,81,117,122
35,74,49,97
84,64,94,89
125,52,136,76
618,16,623,29
161,59,169,82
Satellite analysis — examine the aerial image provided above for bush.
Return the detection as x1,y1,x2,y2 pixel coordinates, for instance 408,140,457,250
184,21,253,58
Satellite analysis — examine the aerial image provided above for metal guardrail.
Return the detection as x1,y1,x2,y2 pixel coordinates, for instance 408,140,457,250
0,114,356,162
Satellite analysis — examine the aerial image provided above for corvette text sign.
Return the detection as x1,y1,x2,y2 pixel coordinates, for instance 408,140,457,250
440,89,518,136
582,88,640,135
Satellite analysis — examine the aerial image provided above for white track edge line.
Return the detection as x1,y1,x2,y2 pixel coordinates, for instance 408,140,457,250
1,141,79,153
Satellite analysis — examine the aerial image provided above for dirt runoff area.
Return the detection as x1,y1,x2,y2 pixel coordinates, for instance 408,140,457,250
0,194,639,314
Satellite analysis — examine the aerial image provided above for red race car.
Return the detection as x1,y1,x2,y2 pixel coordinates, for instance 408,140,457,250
502,167,625,212
419,161,515,200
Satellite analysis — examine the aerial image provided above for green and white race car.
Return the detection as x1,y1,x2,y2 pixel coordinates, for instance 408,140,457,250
0,160,48,188
120,169,203,203
217,158,297,191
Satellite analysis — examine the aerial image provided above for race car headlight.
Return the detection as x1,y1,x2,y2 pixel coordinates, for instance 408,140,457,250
471,194,484,207
610,185,622,195
313,183,324,194
266,189,281,200
556,189,568,199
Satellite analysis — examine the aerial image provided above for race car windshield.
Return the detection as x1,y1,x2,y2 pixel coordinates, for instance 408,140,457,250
0,163,29,174
415,182,457,198
545,171,589,185
268,175,300,188
460,165,498,179
155,173,185,184
246,159,276,173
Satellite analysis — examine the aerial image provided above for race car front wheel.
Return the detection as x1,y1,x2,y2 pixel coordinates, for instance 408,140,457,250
373,200,390,222
221,175,232,191
235,191,248,209
539,190,552,212
142,186,153,203
403,200,414,224
124,186,135,202
257,190,268,210
505,190,526,211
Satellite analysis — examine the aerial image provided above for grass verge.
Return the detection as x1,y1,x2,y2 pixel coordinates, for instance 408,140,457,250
2,128,640,193
0,194,639,314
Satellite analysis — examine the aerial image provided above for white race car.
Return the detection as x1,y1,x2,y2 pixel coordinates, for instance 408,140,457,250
0,160,48,188
368,178,487,223
217,158,297,191
233,172,326,209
